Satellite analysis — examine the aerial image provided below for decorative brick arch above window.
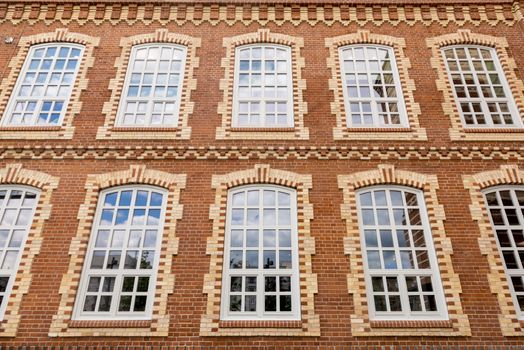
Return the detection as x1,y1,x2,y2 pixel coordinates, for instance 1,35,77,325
464,165,524,336
216,29,309,140
49,165,186,337
0,28,99,140
338,165,470,336
427,30,524,141
97,29,200,140
0,164,58,337
200,164,319,336
326,31,427,141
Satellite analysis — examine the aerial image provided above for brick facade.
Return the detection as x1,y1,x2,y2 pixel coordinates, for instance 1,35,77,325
0,0,523,347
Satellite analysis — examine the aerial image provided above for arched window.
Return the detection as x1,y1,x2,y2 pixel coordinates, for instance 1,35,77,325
117,44,187,127
338,45,407,128
73,186,167,320
0,186,39,318
221,185,300,320
484,187,524,318
233,44,293,128
357,186,447,320
442,45,520,127
2,43,84,126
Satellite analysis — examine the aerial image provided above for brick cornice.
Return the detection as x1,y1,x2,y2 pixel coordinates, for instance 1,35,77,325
0,3,519,27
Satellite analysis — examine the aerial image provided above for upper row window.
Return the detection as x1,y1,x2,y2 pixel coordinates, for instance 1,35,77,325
232,45,293,128
117,44,187,127
442,46,520,128
339,45,408,128
1,42,520,131
3,44,83,126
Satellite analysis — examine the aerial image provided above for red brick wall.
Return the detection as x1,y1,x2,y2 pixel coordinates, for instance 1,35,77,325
0,2,522,347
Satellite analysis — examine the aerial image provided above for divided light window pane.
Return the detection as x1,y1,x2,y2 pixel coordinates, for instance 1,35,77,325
357,187,447,320
233,45,294,128
442,46,519,127
3,44,84,126
484,188,524,318
118,44,186,127
339,45,407,128
74,187,166,320
0,187,39,319
221,186,300,320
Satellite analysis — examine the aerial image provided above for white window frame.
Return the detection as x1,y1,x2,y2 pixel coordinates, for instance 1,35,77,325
442,45,521,128
220,184,300,321
338,44,408,128
116,43,187,128
356,185,448,321
483,185,524,319
0,186,40,319
232,44,294,128
72,185,167,321
2,43,84,127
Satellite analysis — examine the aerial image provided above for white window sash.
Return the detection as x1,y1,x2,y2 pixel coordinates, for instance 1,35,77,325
232,44,294,128
72,185,167,321
0,186,39,319
441,45,521,128
338,44,409,128
116,43,187,128
483,186,524,319
2,43,84,127
357,186,448,321
220,185,301,321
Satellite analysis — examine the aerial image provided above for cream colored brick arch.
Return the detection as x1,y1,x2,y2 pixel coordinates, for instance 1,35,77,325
216,29,309,140
97,29,201,140
0,28,99,139
0,164,58,337
338,164,470,336
49,165,186,337
464,165,524,336
201,164,319,336
326,30,426,141
427,30,524,141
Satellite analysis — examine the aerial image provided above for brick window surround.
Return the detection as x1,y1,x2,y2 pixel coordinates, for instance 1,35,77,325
200,164,319,336
0,164,58,337
338,164,470,336
0,28,99,139
49,165,186,337
463,165,524,336
216,29,309,140
326,31,427,141
427,30,524,141
97,29,200,140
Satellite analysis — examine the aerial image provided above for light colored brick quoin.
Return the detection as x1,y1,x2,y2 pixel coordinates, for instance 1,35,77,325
216,29,309,140
326,30,427,141
426,30,524,141
97,29,200,140
49,165,186,337
0,164,58,337
338,164,470,336
463,165,524,336
200,164,319,336
0,28,99,139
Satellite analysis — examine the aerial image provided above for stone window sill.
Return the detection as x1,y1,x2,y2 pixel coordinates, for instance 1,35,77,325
68,320,152,329
218,320,303,329
463,127,524,133
369,320,453,329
